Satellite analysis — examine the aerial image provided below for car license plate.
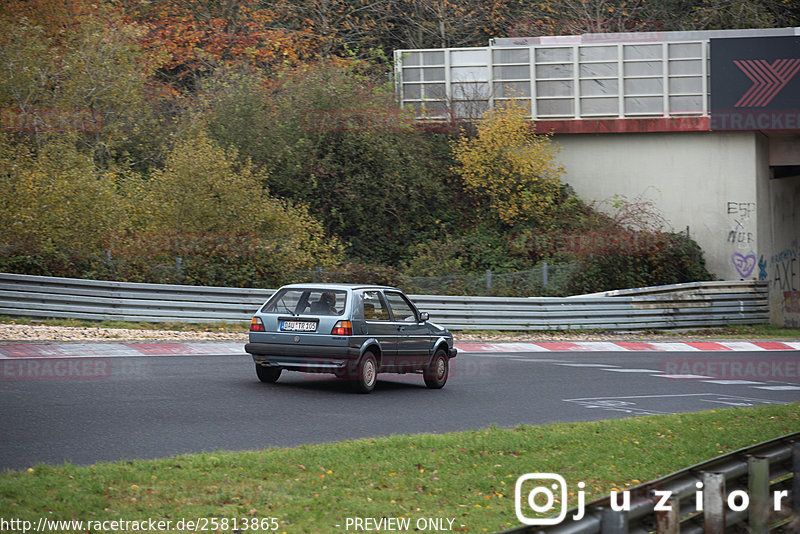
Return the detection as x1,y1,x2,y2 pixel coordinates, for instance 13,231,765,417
280,320,317,332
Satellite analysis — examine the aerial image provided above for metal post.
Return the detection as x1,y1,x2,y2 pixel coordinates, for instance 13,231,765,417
175,256,182,278
793,442,800,517
748,456,769,534
655,495,679,534
703,472,726,534
601,506,628,534
315,266,322,282
542,262,549,288
486,270,492,293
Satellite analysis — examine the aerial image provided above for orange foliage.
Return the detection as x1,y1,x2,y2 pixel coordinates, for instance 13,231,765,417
1,0,119,43
119,0,321,81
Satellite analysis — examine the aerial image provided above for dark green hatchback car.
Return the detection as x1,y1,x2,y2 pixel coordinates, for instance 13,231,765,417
245,283,457,393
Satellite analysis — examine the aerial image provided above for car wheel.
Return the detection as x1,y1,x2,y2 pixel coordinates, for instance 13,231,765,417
353,352,378,393
423,349,449,389
256,364,281,383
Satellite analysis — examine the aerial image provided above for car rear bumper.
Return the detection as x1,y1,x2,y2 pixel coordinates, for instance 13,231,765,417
245,342,360,372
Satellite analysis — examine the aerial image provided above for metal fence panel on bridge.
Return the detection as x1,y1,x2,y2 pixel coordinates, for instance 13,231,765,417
0,273,768,330
393,27,799,123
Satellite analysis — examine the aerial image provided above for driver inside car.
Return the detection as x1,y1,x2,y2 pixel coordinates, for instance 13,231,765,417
311,291,336,314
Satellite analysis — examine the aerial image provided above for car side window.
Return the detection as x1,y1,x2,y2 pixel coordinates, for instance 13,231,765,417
384,292,418,323
362,291,390,321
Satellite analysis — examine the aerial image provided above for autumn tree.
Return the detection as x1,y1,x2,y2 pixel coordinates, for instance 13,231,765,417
199,61,460,264
121,0,320,89
271,0,389,58
0,20,56,143
513,0,799,36
513,0,669,36
451,100,564,226
259,0,525,60
0,1,172,168
390,0,523,49
0,0,98,37
688,0,778,29
0,135,127,258
120,129,342,285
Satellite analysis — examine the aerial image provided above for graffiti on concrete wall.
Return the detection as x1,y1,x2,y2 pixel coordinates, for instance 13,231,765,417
786,292,800,313
765,240,799,291
726,201,755,246
758,255,768,280
726,201,756,278
783,291,800,328
731,251,757,277
764,240,800,328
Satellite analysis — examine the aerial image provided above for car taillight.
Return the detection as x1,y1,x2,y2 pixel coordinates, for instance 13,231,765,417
250,317,265,332
331,320,352,336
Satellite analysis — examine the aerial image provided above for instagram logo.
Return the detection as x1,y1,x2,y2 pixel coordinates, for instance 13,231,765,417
515,473,577,526
514,474,790,527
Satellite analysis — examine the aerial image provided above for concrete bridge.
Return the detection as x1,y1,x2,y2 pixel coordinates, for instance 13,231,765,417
394,27,800,326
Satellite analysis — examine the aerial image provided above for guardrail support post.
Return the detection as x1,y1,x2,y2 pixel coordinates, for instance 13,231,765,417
793,442,800,517
542,262,548,288
655,495,679,534
748,455,769,534
485,270,492,292
703,472,725,534
600,507,628,534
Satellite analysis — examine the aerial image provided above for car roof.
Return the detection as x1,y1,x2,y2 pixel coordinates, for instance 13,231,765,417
279,283,399,291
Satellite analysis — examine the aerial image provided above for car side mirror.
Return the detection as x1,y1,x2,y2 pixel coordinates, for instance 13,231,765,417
419,312,430,322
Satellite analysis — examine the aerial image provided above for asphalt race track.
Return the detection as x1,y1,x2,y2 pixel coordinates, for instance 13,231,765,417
1,348,799,471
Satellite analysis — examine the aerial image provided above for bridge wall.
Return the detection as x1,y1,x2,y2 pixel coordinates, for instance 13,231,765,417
554,130,799,326
395,28,800,324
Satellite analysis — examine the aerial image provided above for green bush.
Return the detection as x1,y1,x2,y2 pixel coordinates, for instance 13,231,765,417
0,130,343,287
202,63,462,265
88,233,292,288
0,136,128,257
0,247,94,279
293,262,408,287
404,226,528,277
564,232,712,294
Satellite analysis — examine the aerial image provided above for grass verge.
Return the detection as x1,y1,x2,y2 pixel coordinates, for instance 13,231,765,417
1,404,798,533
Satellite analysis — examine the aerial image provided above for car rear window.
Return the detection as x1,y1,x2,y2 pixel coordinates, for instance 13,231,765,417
262,288,347,316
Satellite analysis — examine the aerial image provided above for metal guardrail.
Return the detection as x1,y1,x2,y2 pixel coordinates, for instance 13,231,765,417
573,280,773,298
503,431,799,534
0,273,274,324
414,281,768,330
0,273,769,330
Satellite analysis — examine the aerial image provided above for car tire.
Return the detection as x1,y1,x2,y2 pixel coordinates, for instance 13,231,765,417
423,349,449,389
353,352,378,393
256,364,282,383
